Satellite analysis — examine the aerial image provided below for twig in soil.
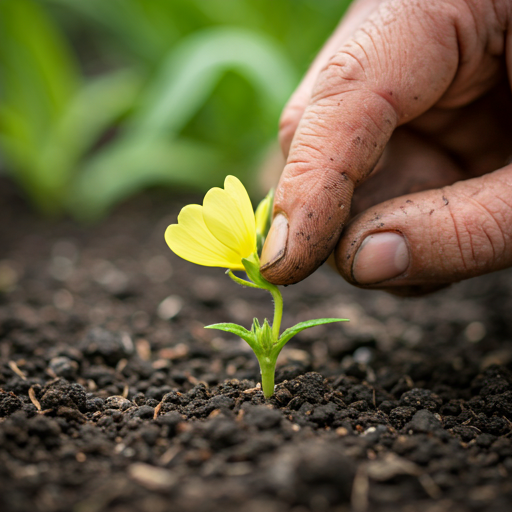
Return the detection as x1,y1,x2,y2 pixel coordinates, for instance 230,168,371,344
418,473,442,500
28,386,41,411
153,400,163,420
351,465,370,512
8,360,26,380
76,452,87,463
242,382,261,394
115,358,128,375
122,384,129,398
136,338,151,361
128,463,177,491
158,343,188,360
185,372,199,385
498,463,508,477
159,444,182,466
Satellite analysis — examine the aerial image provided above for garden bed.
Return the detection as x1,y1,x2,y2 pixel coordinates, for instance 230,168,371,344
1,181,512,512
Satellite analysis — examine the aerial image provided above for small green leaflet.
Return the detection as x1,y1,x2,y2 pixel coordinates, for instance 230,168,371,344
241,255,268,288
276,318,349,350
205,322,258,352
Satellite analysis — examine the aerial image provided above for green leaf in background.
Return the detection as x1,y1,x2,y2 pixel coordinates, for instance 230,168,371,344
128,27,298,139
68,27,298,220
39,70,142,208
68,138,225,221
0,0,80,213
46,0,213,65
1,0,353,219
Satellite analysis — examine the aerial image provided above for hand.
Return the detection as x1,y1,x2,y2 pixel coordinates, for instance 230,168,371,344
260,0,512,295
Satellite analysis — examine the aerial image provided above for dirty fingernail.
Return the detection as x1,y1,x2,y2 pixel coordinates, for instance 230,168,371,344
260,214,288,269
352,232,409,284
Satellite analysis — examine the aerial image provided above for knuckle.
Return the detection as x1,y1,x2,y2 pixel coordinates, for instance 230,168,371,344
311,50,368,104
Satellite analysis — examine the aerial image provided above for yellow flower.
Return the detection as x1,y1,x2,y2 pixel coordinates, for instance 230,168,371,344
165,176,257,271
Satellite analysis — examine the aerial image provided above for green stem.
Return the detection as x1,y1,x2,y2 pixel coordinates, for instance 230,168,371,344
268,285,283,341
258,354,277,398
226,270,263,290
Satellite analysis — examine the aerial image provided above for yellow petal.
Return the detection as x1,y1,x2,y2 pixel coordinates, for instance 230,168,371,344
224,176,256,244
203,185,254,258
165,205,244,270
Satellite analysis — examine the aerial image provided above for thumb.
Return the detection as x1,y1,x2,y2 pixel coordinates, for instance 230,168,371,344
336,165,512,289
260,0,463,285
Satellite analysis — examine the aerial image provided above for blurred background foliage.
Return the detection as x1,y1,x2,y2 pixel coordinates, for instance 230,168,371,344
0,0,352,220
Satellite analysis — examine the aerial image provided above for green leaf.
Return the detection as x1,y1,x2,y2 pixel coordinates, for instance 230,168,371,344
258,319,274,352
47,0,194,64
68,137,226,221
43,69,142,177
0,0,80,214
31,69,143,215
276,318,349,350
205,322,258,352
128,26,297,139
0,0,80,125
251,317,261,332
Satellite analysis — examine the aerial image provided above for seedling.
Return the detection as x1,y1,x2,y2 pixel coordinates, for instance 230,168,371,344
165,176,348,398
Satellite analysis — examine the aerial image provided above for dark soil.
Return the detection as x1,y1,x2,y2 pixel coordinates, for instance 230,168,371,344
1,182,512,512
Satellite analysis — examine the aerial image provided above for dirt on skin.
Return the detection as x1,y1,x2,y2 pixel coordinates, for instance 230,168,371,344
1,180,512,512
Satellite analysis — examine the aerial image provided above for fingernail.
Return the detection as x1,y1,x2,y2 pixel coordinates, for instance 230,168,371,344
352,232,409,284
260,214,288,269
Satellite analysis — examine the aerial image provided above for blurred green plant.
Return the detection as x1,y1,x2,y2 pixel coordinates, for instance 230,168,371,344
0,0,352,220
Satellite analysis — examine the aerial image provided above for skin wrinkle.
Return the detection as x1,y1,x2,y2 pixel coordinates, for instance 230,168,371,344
363,91,400,126
492,192,512,213
296,119,333,139
312,57,366,104
289,94,396,177
336,49,369,80
359,119,385,142
352,39,372,75
464,194,507,264
358,22,384,60
280,162,345,179
291,142,324,158
310,88,360,105
440,188,469,273
359,17,396,78
462,216,478,269
285,158,321,167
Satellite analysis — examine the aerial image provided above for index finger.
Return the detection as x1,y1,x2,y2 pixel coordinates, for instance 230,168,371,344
260,0,465,285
